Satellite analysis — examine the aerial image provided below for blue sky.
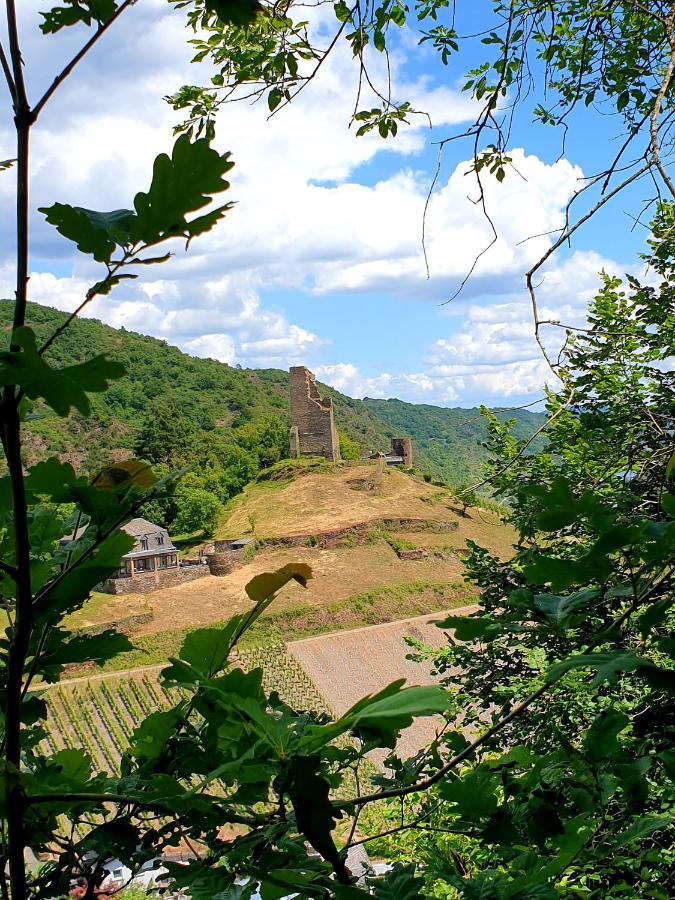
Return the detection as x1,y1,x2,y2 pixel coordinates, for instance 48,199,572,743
0,0,652,407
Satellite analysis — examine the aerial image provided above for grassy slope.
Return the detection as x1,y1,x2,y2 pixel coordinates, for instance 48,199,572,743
217,462,463,539
67,465,514,656
1,301,546,482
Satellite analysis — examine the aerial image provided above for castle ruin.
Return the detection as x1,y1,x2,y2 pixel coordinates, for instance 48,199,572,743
390,437,413,468
289,366,341,462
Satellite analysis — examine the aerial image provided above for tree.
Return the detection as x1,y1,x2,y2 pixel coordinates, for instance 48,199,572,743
367,211,675,896
233,415,289,468
0,3,454,897
339,432,360,461
1,1,674,897
132,401,194,467
174,486,224,534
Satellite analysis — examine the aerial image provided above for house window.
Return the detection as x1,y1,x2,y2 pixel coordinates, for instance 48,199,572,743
156,534,164,546
140,538,149,551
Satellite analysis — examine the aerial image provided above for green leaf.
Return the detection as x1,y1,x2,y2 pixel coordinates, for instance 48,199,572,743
178,621,241,677
334,2,351,23
583,708,629,761
435,614,499,641
666,453,675,482
302,680,448,750
24,457,82,502
638,662,675,693
638,597,674,639
533,589,598,625
369,864,424,899
40,0,118,34
36,530,135,625
204,0,261,27
268,88,283,112
285,756,349,883
245,563,312,602
130,708,183,762
437,767,500,820
609,815,671,849
132,134,234,245
38,204,134,262
0,327,125,416
37,628,133,677
547,651,643,686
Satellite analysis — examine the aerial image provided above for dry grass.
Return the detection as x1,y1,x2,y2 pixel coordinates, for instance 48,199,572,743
217,464,462,540
68,467,515,643
69,543,473,635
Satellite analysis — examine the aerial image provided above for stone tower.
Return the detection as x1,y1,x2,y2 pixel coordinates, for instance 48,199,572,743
391,437,413,468
289,366,340,462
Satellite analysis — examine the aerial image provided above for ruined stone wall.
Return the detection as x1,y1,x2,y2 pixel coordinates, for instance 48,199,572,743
288,366,340,462
206,543,247,576
391,437,413,468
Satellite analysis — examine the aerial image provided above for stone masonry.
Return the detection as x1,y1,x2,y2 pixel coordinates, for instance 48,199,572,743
289,366,340,462
391,437,413,468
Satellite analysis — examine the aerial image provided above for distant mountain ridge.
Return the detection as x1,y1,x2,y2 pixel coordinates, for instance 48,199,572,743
363,397,547,486
0,300,546,485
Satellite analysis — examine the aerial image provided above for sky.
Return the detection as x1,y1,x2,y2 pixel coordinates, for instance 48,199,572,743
0,1,654,408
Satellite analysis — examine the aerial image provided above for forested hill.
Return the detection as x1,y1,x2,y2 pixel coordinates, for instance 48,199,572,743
365,397,547,485
1,301,545,486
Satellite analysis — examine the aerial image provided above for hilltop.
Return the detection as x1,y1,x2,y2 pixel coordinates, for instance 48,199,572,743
70,461,515,643
0,300,546,486
217,459,505,541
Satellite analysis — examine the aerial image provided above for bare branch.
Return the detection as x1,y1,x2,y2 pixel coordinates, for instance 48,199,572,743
0,41,15,102
33,0,138,121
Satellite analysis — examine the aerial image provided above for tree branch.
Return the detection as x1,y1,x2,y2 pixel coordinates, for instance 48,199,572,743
0,41,15,102
335,566,664,812
32,0,138,121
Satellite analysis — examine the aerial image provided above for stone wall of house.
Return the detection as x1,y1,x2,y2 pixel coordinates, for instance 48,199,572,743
100,563,210,595
289,366,340,462
391,437,413,468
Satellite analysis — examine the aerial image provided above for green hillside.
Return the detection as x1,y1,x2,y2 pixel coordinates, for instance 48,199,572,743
0,301,392,473
1,301,546,487
363,397,547,485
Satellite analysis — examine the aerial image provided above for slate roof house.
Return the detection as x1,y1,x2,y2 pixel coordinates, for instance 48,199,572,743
60,517,188,594
111,518,179,579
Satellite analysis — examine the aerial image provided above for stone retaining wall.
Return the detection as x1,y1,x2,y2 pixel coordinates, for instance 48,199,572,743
100,563,210,595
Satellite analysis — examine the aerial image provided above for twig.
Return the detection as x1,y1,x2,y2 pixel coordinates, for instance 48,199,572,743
648,3,675,198
32,0,138,120
0,41,15,101
336,571,662,812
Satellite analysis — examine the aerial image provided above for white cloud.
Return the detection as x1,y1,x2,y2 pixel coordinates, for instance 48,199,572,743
316,363,445,402
182,333,236,365
0,3,630,406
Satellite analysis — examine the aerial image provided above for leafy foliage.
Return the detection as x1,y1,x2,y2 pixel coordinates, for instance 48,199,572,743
373,211,675,897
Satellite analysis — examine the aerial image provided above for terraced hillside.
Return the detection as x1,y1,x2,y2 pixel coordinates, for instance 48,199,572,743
67,465,512,640
40,640,328,774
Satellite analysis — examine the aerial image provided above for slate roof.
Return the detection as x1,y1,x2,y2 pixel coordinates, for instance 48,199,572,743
123,517,166,537
60,517,177,559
